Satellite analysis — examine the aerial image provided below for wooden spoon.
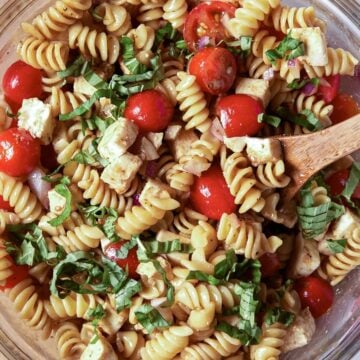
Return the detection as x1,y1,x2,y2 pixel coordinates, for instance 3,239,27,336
278,113,360,201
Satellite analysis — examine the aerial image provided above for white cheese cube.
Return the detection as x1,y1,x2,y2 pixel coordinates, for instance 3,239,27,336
235,78,271,107
146,132,163,151
48,189,66,215
169,129,198,161
101,153,142,195
139,179,175,205
18,98,55,144
80,335,117,360
139,137,159,161
246,137,282,166
73,76,97,96
290,27,328,66
98,118,138,160
224,137,247,153
331,208,360,239
99,303,128,336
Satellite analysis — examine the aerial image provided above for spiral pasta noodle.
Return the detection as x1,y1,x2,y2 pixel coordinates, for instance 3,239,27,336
17,37,69,71
0,246,14,286
256,160,291,189
117,331,145,359
55,321,86,359
8,278,53,338
69,22,120,64
136,1,165,29
246,55,273,79
176,72,212,133
126,24,155,65
170,207,208,237
21,0,92,40
252,29,279,66
163,0,188,30
42,72,65,93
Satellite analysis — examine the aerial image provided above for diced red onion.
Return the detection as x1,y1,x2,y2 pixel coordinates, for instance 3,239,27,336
198,36,210,50
263,68,275,81
210,117,225,142
319,77,331,87
287,59,297,68
132,193,141,206
145,161,158,178
302,82,317,96
27,167,51,209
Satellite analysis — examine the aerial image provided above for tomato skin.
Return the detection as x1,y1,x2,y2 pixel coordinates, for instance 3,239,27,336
326,168,360,199
41,144,59,172
190,165,236,220
331,93,360,124
216,94,263,137
294,276,334,318
0,195,13,211
2,61,43,111
0,260,29,291
184,2,236,51
318,75,340,104
104,241,140,279
124,90,174,133
0,128,41,177
189,47,237,95
259,253,281,278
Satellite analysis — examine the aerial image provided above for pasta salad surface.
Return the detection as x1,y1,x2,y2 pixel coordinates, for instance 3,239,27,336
0,0,359,359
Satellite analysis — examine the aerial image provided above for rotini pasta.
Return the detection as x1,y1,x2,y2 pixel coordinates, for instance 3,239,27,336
55,321,85,359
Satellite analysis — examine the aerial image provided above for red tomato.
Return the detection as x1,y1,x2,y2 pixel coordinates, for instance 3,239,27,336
184,2,236,51
190,164,236,220
124,90,174,133
326,168,360,199
331,93,360,124
0,195,13,211
104,241,140,279
0,128,41,177
41,144,59,172
318,75,340,104
216,94,263,137
0,260,29,291
2,61,43,111
294,276,334,318
259,253,281,278
189,47,237,95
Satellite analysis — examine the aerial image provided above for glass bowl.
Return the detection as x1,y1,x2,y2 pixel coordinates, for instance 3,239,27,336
0,0,359,359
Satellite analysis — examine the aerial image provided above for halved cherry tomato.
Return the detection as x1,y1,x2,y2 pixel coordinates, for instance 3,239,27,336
331,93,360,124
41,144,59,172
0,260,29,291
0,128,41,177
2,61,43,113
190,164,236,220
326,168,360,199
259,253,281,278
189,47,237,95
124,90,174,133
184,2,236,51
294,276,334,318
104,241,140,279
0,195,13,211
216,94,263,137
318,75,340,104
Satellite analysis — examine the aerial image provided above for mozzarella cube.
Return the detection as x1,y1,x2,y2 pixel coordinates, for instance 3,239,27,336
165,124,182,140
139,137,159,161
99,303,128,336
80,335,117,360
281,308,316,353
224,137,247,153
235,78,271,107
169,129,198,161
48,189,67,216
139,179,175,204
146,132,163,151
73,76,97,96
290,27,328,66
332,208,360,239
246,137,282,166
101,153,142,195
18,98,55,144
98,118,138,160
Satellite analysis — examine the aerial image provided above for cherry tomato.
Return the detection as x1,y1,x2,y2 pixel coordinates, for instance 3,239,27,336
259,253,281,278
0,260,29,291
216,94,263,137
0,195,13,211
184,2,236,51
294,276,334,318
2,61,43,112
124,90,174,133
331,93,360,124
104,241,140,279
326,168,360,199
318,75,340,104
189,47,237,95
190,164,236,220
0,128,41,177
41,144,59,172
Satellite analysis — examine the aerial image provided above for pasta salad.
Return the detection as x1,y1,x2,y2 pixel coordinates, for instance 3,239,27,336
0,0,359,359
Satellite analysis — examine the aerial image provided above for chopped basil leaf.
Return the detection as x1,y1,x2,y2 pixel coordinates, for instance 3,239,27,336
264,307,295,327
87,304,106,344
235,282,259,326
154,23,179,48
142,239,192,255
288,78,319,90
73,150,97,165
115,278,142,311
73,139,109,167
120,36,147,75
84,70,109,90
134,304,171,333
82,115,115,133
48,183,72,226
186,270,221,285
102,208,119,242
225,36,252,57
326,239,347,254
257,113,282,128
216,321,261,345
116,237,138,259
214,249,237,280
341,162,360,206
266,32,304,64
57,56,90,79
